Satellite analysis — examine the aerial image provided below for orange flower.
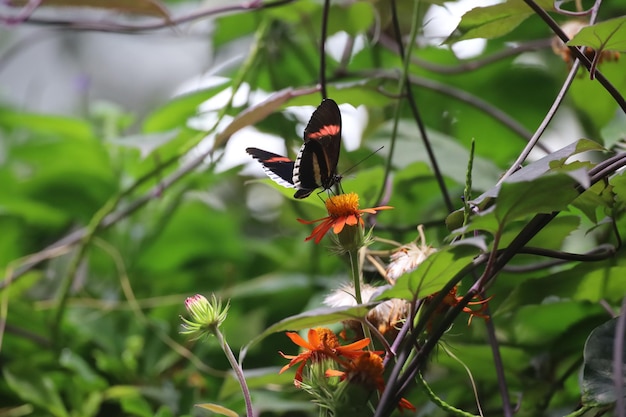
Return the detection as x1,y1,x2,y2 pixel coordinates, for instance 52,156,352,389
426,286,491,330
279,328,370,387
297,192,392,244
326,352,416,412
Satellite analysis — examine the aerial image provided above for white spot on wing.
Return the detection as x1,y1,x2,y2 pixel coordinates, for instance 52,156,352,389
261,165,296,189
293,144,305,188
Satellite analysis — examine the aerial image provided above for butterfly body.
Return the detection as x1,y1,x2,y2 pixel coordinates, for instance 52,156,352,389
246,98,342,199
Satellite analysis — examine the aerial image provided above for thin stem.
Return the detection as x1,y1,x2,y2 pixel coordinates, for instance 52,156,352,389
563,405,595,417
385,0,454,212
499,59,581,183
348,250,363,305
484,306,513,417
18,0,296,33
348,249,373,345
464,139,475,227
319,0,330,99
215,328,254,417
476,227,503,290
417,372,480,417
377,33,552,75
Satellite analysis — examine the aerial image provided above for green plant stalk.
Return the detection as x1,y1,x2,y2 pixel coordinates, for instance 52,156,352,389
52,195,120,343
214,327,254,417
463,139,475,227
417,373,480,417
348,249,372,345
349,249,363,305
563,405,595,417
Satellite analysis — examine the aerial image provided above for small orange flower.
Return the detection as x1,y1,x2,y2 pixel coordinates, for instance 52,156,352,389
297,192,392,244
326,352,416,412
279,328,370,387
426,286,492,330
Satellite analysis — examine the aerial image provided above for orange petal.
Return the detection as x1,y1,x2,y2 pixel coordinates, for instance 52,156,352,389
279,351,297,360
293,362,307,387
339,337,370,352
310,219,334,243
398,397,416,412
332,217,347,234
285,332,313,350
307,328,321,348
345,214,359,226
325,369,345,378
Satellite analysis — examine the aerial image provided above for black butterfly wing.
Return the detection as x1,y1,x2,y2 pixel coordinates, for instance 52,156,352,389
303,98,342,172
293,99,342,196
246,147,296,189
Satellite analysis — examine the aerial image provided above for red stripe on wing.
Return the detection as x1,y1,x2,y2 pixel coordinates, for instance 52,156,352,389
264,156,292,163
306,124,340,139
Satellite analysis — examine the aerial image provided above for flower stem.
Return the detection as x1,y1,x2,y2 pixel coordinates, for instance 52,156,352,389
348,249,363,304
214,327,254,417
348,249,372,345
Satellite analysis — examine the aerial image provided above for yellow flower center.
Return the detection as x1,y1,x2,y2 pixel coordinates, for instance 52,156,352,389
325,192,360,218
314,327,340,350
348,352,384,389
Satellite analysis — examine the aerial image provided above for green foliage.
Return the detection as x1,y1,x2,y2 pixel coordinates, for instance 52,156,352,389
1,0,626,416
567,16,626,53
581,317,626,406
446,0,554,43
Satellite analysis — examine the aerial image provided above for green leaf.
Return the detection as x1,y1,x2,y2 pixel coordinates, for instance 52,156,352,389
438,344,531,380
213,11,259,47
567,16,626,52
142,80,230,133
569,63,626,128
378,242,482,300
473,138,603,205
513,300,603,346
196,403,239,417
121,396,153,417
581,317,626,406
242,304,374,356
572,180,613,223
59,349,108,391
245,178,325,209
324,3,375,37
446,0,554,43
495,173,583,225
525,214,580,249
601,111,626,149
0,110,93,140
0,193,69,227
109,130,180,159
3,369,69,417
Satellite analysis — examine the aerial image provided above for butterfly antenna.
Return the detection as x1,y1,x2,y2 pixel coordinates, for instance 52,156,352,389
340,146,384,178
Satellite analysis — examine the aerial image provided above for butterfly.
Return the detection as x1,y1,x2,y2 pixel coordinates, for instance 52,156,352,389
246,98,342,199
